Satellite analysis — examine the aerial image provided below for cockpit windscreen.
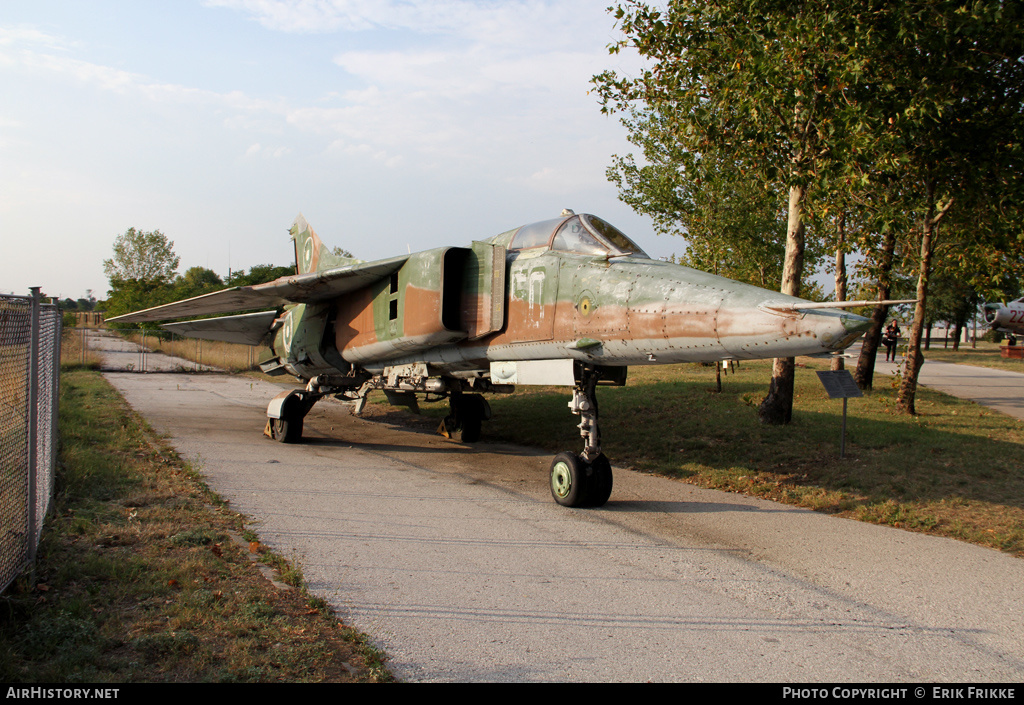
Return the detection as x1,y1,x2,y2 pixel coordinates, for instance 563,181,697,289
510,214,649,258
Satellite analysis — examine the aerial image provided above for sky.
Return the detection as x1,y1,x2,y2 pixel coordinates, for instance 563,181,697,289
0,0,666,301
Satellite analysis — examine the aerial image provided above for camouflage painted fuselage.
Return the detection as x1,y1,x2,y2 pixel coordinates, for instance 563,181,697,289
272,213,869,381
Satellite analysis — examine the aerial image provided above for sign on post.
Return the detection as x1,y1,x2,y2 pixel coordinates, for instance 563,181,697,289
815,370,863,458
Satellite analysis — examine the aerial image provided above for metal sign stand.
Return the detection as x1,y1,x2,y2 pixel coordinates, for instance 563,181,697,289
815,370,863,458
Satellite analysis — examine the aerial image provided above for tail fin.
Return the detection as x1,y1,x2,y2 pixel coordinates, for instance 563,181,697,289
290,214,360,274
291,213,326,274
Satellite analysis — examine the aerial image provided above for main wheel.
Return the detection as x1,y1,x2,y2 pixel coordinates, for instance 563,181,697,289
550,452,590,507
458,394,488,443
445,394,489,442
270,413,303,443
585,454,613,507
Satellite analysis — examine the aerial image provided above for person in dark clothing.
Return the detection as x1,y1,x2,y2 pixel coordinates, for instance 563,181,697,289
882,320,901,362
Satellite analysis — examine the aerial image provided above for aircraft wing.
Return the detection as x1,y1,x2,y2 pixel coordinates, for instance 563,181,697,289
106,254,409,323
161,311,280,346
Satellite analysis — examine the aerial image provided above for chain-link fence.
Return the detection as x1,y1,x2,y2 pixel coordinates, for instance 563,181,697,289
1,290,61,593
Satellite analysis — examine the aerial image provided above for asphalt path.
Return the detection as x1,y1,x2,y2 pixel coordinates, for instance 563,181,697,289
97,335,1024,682
867,346,1024,421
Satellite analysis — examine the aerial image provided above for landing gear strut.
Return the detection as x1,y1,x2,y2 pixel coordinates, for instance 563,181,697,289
549,365,613,508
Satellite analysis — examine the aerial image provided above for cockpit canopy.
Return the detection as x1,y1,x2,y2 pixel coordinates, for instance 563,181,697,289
509,214,649,258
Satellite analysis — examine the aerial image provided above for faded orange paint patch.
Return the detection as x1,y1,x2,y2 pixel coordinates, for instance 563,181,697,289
333,287,378,353
402,285,445,337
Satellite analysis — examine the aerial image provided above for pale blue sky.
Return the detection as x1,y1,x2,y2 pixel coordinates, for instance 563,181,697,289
1,0,668,300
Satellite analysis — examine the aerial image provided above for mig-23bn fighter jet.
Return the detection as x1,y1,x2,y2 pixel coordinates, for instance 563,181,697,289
110,210,891,508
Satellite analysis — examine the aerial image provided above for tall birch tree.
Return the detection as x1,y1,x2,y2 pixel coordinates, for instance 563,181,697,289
594,0,877,424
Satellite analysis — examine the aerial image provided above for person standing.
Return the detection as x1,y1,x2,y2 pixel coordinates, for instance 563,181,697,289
882,320,901,362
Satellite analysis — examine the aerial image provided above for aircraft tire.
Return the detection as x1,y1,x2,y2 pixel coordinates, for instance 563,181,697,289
549,452,590,507
458,394,487,443
585,454,613,507
271,414,303,444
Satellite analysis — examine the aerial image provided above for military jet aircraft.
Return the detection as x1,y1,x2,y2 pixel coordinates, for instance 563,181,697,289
110,211,898,508
984,298,1024,336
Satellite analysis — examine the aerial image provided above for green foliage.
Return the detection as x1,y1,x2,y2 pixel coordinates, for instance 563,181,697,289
103,228,179,286
175,266,223,298
608,122,792,288
103,228,181,326
103,277,174,324
227,264,295,287
594,0,1024,415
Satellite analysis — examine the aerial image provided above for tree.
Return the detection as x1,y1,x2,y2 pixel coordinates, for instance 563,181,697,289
874,1,1024,414
594,0,876,424
849,186,917,389
173,266,224,300
103,228,180,286
227,264,295,287
103,228,180,322
606,109,794,289
77,290,97,312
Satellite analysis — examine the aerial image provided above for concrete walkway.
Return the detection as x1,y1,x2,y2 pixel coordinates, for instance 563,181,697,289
855,345,1024,422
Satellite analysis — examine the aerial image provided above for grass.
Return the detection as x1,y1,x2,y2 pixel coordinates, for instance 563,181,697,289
13,330,1019,681
0,367,392,683
121,332,260,373
919,339,1024,372
60,328,104,370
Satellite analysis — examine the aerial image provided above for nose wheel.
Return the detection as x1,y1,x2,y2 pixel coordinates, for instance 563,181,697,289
549,451,613,508
549,366,613,507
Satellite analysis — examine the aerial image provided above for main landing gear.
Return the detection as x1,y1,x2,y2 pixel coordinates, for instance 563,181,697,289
266,389,319,443
549,365,613,508
265,365,614,508
438,391,491,443
265,376,494,445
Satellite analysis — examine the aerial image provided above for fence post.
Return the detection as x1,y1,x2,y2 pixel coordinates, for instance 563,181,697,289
26,288,40,563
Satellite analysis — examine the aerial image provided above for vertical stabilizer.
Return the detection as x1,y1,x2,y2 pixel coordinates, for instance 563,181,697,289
290,214,360,273
291,214,326,274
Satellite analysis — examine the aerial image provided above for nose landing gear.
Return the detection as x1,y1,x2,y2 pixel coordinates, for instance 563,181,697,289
549,365,614,508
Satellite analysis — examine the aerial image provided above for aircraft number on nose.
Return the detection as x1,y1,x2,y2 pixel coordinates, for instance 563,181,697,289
512,267,547,322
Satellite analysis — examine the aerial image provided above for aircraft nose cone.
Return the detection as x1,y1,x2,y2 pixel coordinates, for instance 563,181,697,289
840,312,872,335
983,303,999,324
812,310,872,352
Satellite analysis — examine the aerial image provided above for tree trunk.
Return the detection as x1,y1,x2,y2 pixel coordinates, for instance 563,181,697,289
898,187,951,415
854,228,896,389
831,214,848,372
759,184,806,425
